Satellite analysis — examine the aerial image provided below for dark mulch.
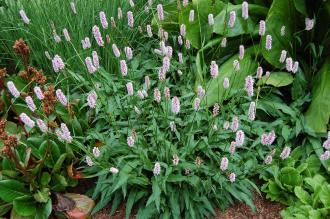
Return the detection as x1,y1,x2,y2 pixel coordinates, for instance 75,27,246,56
92,193,284,219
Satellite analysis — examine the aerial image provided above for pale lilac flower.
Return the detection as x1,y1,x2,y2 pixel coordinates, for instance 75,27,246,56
178,36,183,46
154,88,161,103
92,25,104,47
70,2,77,14
127,11,134,27
170,122,177,132
173,154,179,165
25,96,36,112
235,130,245,146
231,116,239,132
56,89,68,106
85,57,97,74
82,37,91,49
194,98,201,111
228,11,236,28
265,71,270,79
92,51,100,69
183,0,189,7
19,113,35,128
53,34,61,43
233,59,240,71
210,61,219,78
242,1,248,20
197,85,205,98
127,136,134,147
137,90,145,99
185,40,191,49
112,44,121,57
148,0,153,6
86,156,93,166
245,76,254,97
45,51,51,60
129,0,135,7
286,57,293,72
229,172,236,182
171,96,180,114
320,151,330,161
264,155,273,164
221,38,227,47
177,70,183,76
146,25,153,37
323,139,330,149
63,28,71,41
164,87,170,100
292,61,299,73
305,18,314,31
239,45,244,60
163,56,170,72
7,81,20,98
163,31,169,41
261,130,276,146
213,103,220,117
166,46,172,58
229,141,236,155
220,157,228,171
280,147,291,160
153,162,161,175
223,77,230,89
280,26,286,36
248,101,256,121
178,52,183,63
120,60,128,76
134,106,141,115
52,55,65,72
157,4,164,21
265,35,272,50
36,119,48,133
213,124,218,131
34,86,44,100
180,24,186,37
223,121,230,130
93,147,101,157
159,41,167,54
158,67,166,81
126,82,134,96
19,9,30,24
144,76,150,88
99,11,108,29
256,67,263,78
110,167,119,174
117,7,123,19
189,10,195,22
259,20,266,36
87,90,97,108
279,50,287,63
208,14,214,25
111,17,116,28
328,131,330,139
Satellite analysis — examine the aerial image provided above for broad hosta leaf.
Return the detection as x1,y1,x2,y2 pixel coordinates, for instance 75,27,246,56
179,0,225,48
258,72,294,87
294,186,311,205
0,180,28,202
13,196,36,217
279,167,302,187
213,4,267,37
261,0,296,68
320,184,330,207
204,46,258,106
304,58,330,134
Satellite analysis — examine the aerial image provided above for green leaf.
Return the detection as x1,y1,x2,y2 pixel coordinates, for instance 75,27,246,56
125,190,146,219
204,46,258,106
0,180,28,202
40,172,51,186
279,167,302,187
213,4,267,37
294,186,311,205
304,58,330,134
52,153,67,174
319,184,330,207
293,0,307,15
33,188,50,203
261,0,296,68
258,72,294,87
13,196,36,217
35,200,52,219
169,192,180,219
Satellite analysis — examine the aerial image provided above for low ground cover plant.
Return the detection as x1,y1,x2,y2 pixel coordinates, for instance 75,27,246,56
0,0,329,218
